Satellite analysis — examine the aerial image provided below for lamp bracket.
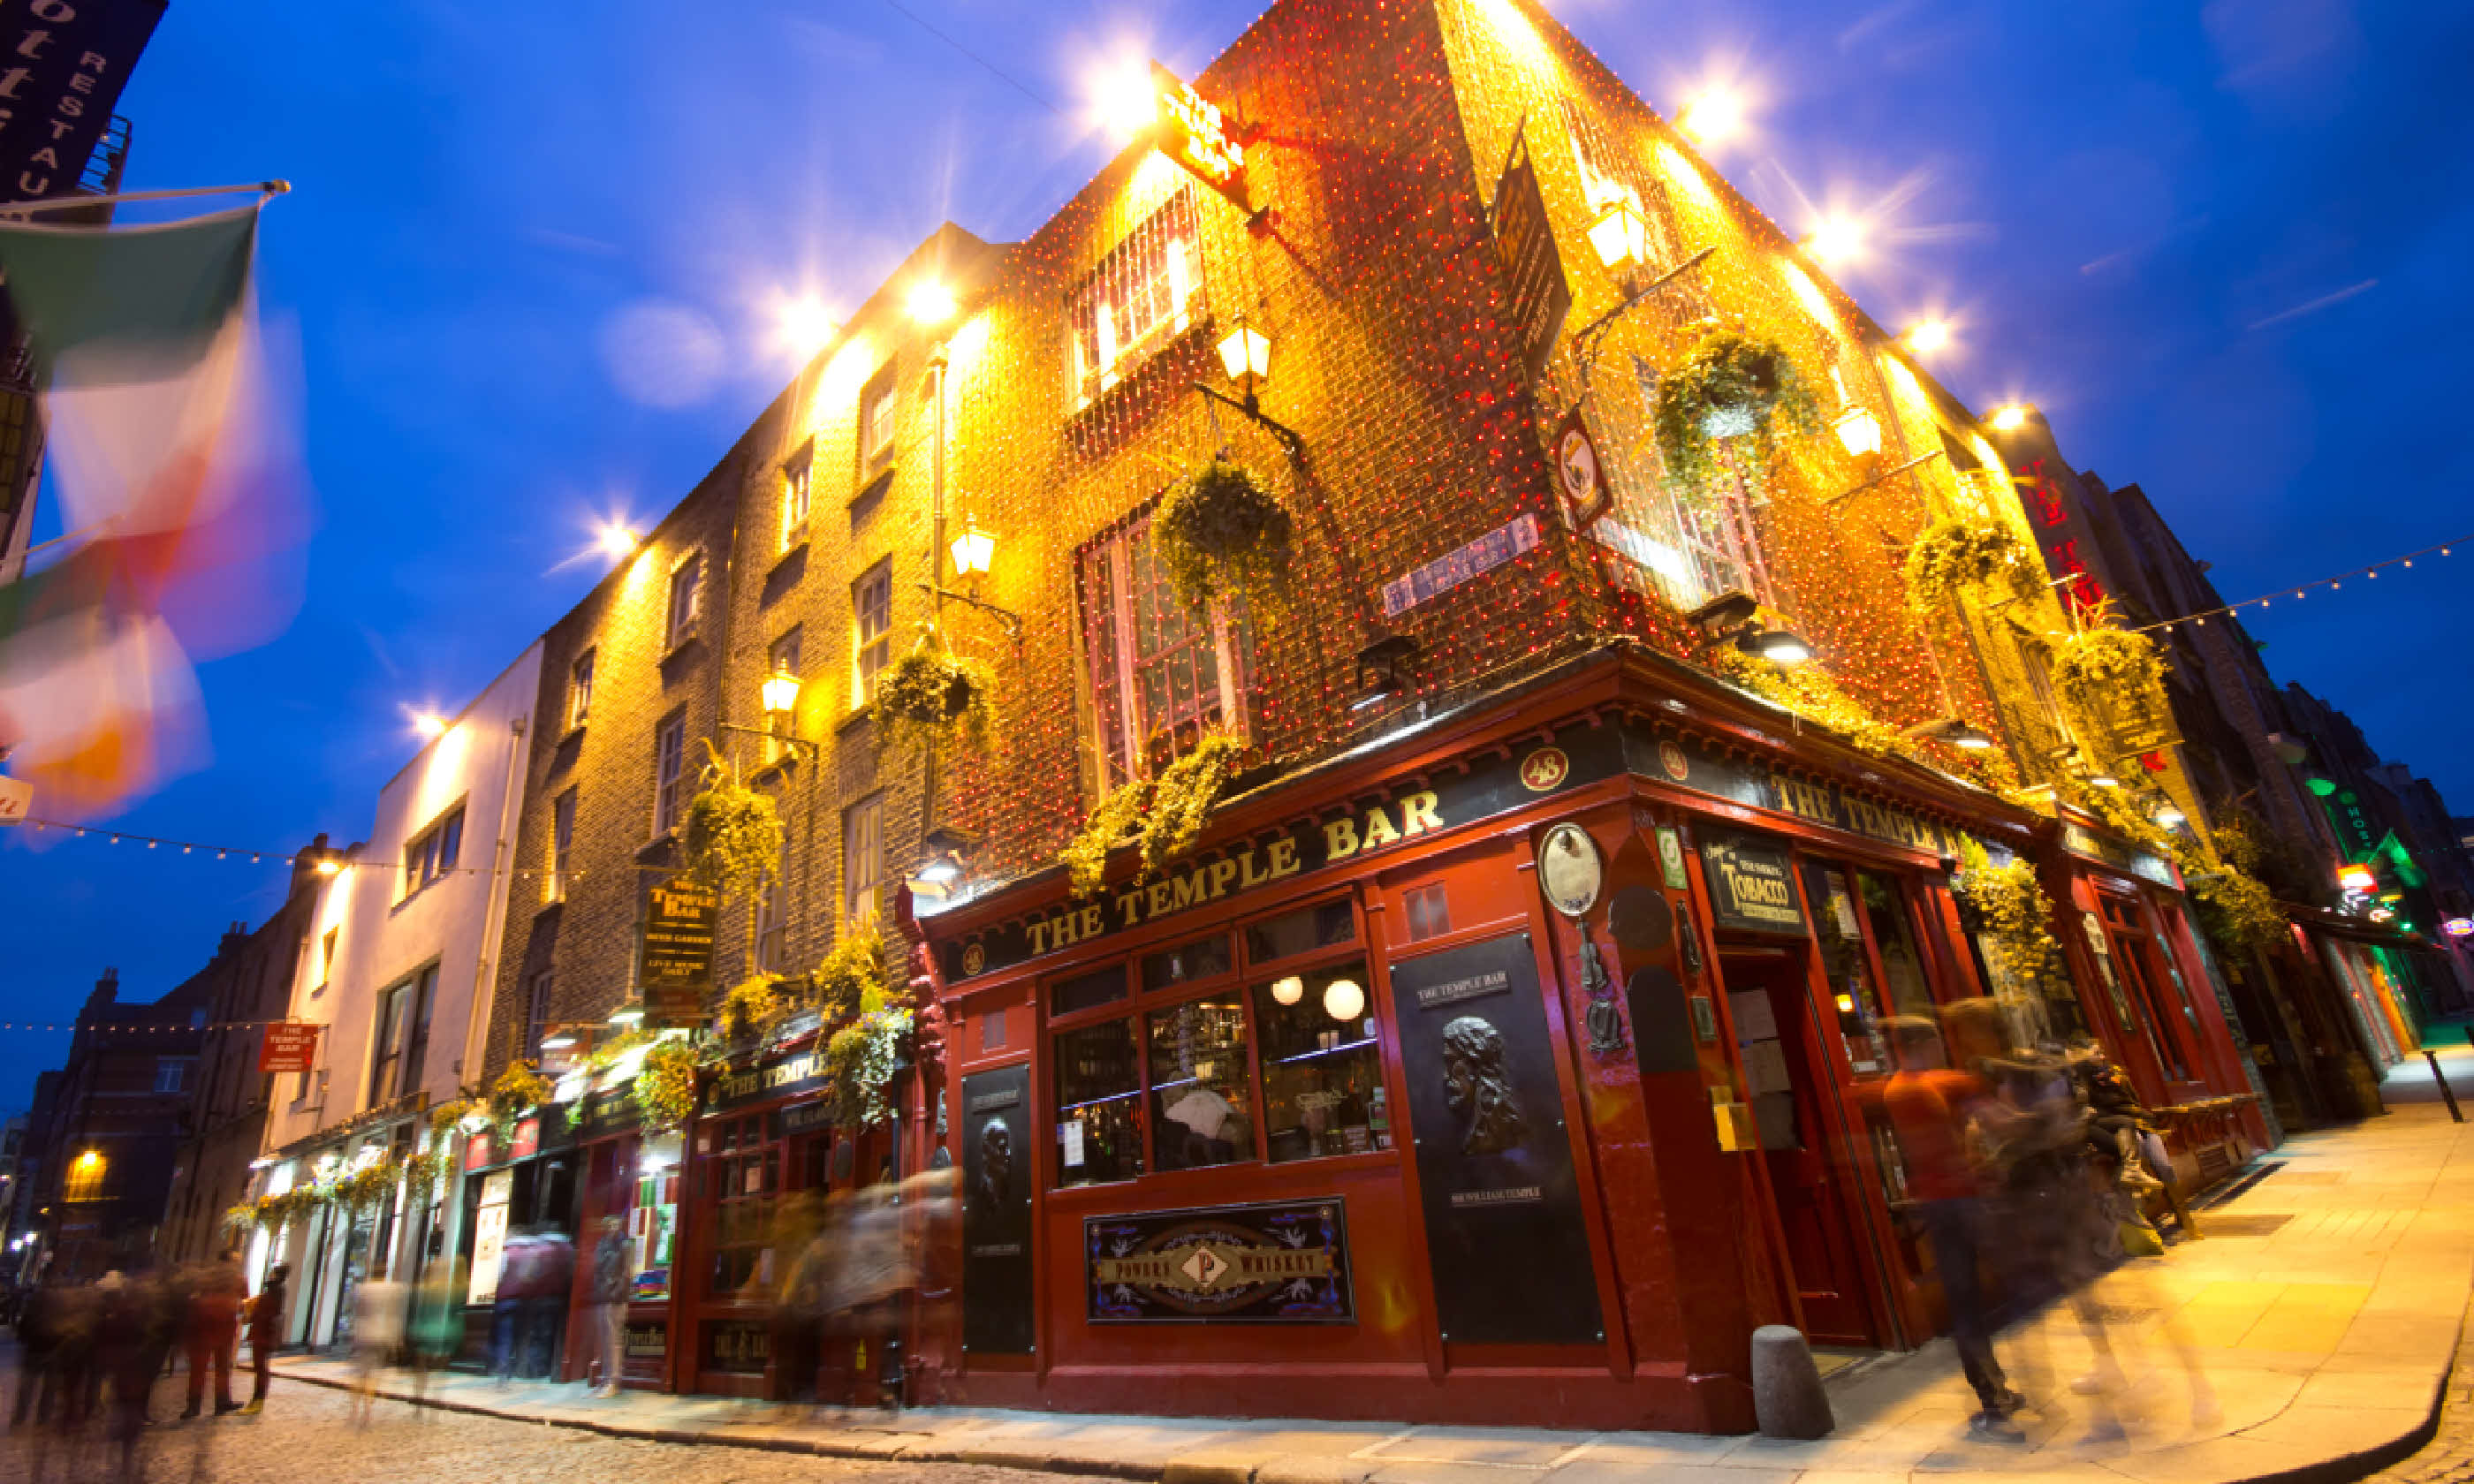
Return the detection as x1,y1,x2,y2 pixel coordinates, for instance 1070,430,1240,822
716,721,819,761
1823,449,1945,506
1194,382,1307,466
915,581,1023,641
1572,246,1717,391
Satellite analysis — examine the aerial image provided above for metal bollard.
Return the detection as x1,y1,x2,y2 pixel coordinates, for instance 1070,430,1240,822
2425,1049,2465,1124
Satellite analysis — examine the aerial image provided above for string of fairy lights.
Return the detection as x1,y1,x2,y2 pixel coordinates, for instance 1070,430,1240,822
2138,533,2464,636
10,817,590,882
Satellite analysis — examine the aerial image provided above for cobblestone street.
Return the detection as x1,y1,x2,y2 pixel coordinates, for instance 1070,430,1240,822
0,1355,1046,1484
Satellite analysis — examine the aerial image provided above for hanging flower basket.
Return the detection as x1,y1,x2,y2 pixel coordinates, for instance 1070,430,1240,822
1153,458,1293,612
1904,516,2047,614
720,973,798,1044
813,920,890,1026
1654,329,1823,491
876,632,996,757
2051,625,2166,696
633,1040,698,1132
824,1002,914,1132
1059,731,1245,897
684,748,785,898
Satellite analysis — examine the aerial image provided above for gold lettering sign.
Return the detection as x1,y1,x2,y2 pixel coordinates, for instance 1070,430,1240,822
1151,61,1248,210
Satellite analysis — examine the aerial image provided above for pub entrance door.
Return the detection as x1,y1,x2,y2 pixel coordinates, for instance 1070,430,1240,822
1721,946,1886,1348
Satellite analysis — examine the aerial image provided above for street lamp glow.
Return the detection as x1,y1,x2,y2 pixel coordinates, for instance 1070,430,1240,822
595,521,639,559
761,669,801,716
907,280,958,325
1097,64,1157,138
1678,87,1744,146
412,710,447,740
1905,318,1954,354
1989,404,2032,433
775,295,837,356
1806,216,1865,268
948,516,997,578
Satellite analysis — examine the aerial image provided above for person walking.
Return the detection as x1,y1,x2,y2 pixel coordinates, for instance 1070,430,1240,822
346,1277,406,1427
585,1217,630,1397
179,1250,246,1420
409,1256,466,1413
239,1263,289,1415
1884,1013,2027,1440
8,1280,64,1430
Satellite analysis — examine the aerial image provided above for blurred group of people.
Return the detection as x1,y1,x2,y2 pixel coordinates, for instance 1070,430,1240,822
489,1227,573,1383
1884,1001,2213,1443
759,1171,955,1416
7,1249,290,1469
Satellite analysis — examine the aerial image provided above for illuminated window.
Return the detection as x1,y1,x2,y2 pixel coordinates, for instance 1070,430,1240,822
843,792,884,928
404,806,465,897
664,552,702,647
154,1056,195,1094
860,364,899,470
567,648,595,730
780,443,813,550
549,788,576,902
63,1151,105,1202
652,711,687,837
852,561,892,704
1067,188,1203,409
1077,506,1253,791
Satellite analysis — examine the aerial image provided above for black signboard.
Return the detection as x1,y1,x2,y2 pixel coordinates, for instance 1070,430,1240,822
1489,129,1570,384
704,1319,768,1374
1699,832,1807,935
1626,725,1975,860
941,720,1625,982
573,1084,636,1142
1390,934,1601,1345
0,0,163,202
702,1046,828,1115
1085,1198,1352,1324
641,876,717,1026
961,1064,1035,1353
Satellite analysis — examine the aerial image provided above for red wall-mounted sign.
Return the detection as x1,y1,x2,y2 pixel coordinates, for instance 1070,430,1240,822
1151,61,1248,212
465,1129,497,1172
258,1022,320,1074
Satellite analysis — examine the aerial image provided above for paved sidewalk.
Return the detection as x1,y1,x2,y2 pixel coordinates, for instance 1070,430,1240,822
276,1045,2474,1484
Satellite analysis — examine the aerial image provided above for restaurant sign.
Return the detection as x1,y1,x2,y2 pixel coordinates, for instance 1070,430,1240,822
702,1047,827,1115
640,876,718,1026
940,719,1629,982
1630,724,1974,860
2060,822,2178,889
1699,832,1806,935
1087,1199,1353,1323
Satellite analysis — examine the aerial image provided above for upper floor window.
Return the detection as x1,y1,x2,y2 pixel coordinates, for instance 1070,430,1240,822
1068,189,1203,410
567,648,595,731
524,969,553,1063
780,444,813,551
368,965,438,1108
852,560,892,705
154,1056,195,1094
405,806,464,897
1077,508,1254,792
860,363,899,470
665,552,703,647
318,927,339,986
549,788,578,902
843,792,884,928
62,1152,105,1202
653,710,688,837
754,789,792,972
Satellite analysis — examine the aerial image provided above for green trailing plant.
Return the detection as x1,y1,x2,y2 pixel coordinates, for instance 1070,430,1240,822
633,1039,699,1131
824,990,914,1132
332,1157,402,1215
684,745,785,899
721,973,799,1043
1709,646,1917,764
2051,625,2166,699
581,1027,653,1077
1653,329,1823,492
2190,861,2288,956
813,922,891,1026
489,1059,553,1136
875,631,997,757
1904,516,2047,614
1953,837,2067,991
1060,731,1245,897
427,1098,476,1138
1153,458,1292,612
222,1203,260,1238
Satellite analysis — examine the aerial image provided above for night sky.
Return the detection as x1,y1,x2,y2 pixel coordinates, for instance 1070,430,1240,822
4,0,2469,1115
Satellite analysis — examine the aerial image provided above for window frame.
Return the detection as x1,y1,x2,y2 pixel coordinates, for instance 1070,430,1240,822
567,648,596,731
1066,186,1205,411
1041,889,1379,1191
524,968,553,1062
549,788,577,902
851,559,892,707
780,442,814,552
842,791,884,928
859,362,899,472
653,710,688,838
403,803,467,900
664,550,704,649
1075,504,1255,793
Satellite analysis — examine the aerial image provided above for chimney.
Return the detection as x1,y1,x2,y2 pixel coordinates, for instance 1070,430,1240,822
286,830,336,898
85,966,119,1013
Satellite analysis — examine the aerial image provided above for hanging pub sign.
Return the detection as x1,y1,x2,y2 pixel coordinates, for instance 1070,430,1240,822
1489,125,1571,384
640,875,717,1026
0,0,163,202
1087,1198,1353,1324
1150,61,1248,212
1698,832,1806,935
257,1021,320,1074
1390,933,1602,1346
1550,405,1613,531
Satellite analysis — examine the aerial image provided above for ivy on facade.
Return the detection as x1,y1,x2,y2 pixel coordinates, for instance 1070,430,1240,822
1061,731,1245,897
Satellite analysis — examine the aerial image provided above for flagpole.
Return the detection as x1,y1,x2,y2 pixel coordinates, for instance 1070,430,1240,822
0,180,290,216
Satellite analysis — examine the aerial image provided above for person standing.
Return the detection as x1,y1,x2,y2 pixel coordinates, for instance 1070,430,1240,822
586,1217,630,1397
1884,1014,2026,1440
180,1250,246,1420
239,1263,289,1415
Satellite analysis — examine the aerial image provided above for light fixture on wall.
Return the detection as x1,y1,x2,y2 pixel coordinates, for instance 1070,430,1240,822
1350,633,1420,712
911,825,978,896
948,516,997,579
1905,716,1995,751
607,999,645,1029
1321,978,1366,1022
1689,590,1812,669
1832,404,1883,458
1270,975,1305,1006
1196,312,1305,465
2150,798,2188,829
1586,197,1653,277
760,668,801,716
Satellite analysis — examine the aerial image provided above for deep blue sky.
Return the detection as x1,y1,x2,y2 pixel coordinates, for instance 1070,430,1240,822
4,0,2469,1114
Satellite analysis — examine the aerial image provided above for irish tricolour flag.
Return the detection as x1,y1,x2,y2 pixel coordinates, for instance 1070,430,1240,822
0,203,285,817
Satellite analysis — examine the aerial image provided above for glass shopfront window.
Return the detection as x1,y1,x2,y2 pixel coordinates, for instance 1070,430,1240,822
706,1112,779,1296
1047,895,1385,1190
1803,861,1893,1077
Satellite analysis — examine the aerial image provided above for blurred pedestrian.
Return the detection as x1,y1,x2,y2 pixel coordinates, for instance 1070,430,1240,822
9,1278,65,1430
94,1270,155,1471
490,1227,535,1383
240,1262,288,1415
528,1230,573,1380
409,1256,467,1412
179,1249,245,1420
585,1217,630,1397
347,1277,406,1427
1885,1013,2025,1440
